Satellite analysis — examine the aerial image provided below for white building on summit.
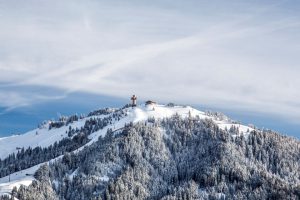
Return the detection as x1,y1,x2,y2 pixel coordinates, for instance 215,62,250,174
145,100,156,106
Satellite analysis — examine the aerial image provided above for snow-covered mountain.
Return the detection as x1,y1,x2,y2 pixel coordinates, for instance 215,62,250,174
0,104,252,160
0,103,299,199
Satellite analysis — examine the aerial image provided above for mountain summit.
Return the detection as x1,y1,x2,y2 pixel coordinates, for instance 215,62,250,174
0,103,299,199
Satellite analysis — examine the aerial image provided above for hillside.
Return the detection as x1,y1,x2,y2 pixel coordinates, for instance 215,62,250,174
0,103,299,200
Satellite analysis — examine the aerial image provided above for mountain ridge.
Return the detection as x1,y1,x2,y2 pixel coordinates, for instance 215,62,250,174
0,104,253,160
0,103,299,199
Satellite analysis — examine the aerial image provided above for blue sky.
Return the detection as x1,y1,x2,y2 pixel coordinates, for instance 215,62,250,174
0,0,299,138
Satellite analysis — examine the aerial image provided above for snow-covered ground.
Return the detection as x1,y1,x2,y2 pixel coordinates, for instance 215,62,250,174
0,165,38,197
130,104,206,122
0,119,84,160
0,155,64,197
128,104,253,136
0,103,255,195
0,114,111,160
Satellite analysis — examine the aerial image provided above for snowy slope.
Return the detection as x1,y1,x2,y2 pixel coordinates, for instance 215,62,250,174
0,104,254,160
0,115,108,159
0,165,37,197
82,104,253,151
0,103,255,195
127,104,253,136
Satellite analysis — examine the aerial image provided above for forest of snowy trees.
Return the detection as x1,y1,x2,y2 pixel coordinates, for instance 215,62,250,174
1,112,299,200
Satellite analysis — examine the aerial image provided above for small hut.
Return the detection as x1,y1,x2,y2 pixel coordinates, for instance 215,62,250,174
145,100,157,106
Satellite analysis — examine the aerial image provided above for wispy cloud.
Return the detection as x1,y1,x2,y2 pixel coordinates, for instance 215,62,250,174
0,85,69,113
0,0,300,122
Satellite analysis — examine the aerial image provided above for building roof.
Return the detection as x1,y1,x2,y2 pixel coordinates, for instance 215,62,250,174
145,100,156,105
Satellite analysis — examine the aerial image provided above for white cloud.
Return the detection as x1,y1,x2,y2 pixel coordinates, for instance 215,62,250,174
0,0,300,122
0,92,30,111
